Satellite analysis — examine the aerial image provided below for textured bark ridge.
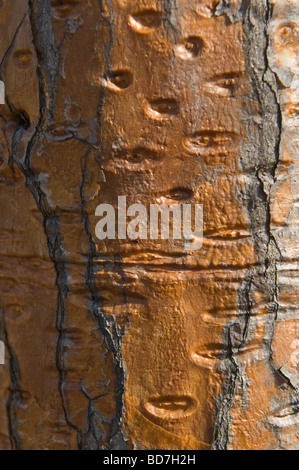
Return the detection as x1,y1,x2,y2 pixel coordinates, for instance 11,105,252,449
0,0,298,450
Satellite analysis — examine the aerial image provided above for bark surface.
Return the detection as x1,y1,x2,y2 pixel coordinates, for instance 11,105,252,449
0,0,298,450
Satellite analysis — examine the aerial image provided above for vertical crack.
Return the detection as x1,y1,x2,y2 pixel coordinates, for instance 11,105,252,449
26,0,86,445
5,0,81,445
0,14,27,71
212,0,283,449
242,0,283,377
0,306,22,450
77,0,128,450
0,10,28,452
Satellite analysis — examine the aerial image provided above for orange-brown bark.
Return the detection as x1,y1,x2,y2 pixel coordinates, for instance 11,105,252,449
0,0,298,450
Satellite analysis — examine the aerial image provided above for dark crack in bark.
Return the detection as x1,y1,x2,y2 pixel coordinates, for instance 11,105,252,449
0,306,22,449
8,0,78,447
211,273,254,449
0,14,27,73
212,0,284,450
76,0,128,450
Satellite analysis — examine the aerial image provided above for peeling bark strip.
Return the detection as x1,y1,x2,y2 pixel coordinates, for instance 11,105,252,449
0,0,298,450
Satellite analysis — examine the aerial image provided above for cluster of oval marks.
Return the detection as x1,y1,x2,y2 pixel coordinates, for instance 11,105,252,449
128,8,205,59
190,336,265,370
12,49,34,70
160,187,194,203
175,36,204,60
183,130,235,156
204,226,251,243
275,21,299,48
145,98,179,120
268,404,299,428
190,342,223,369
128,8,163,34
110,146,162,170
203,72,242,97
105,69,133,92
51,0,82,19
142,395,198,421
202,306,241,326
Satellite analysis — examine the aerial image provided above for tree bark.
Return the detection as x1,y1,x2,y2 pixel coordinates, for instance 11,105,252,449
0,0,298,450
